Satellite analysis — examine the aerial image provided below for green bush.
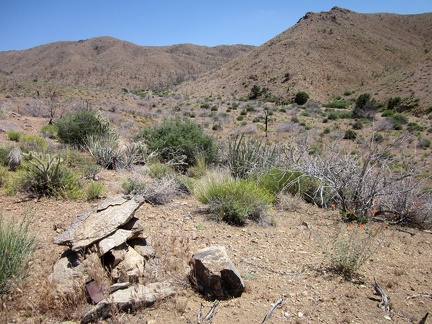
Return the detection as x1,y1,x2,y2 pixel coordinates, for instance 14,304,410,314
194,173,274,225
353,94,379,119
294,91,309,105
56,109,112,146
141,117,218,171
41,124,58,139
85,181,105,201
121,177,146,194
0,147,12,166
20,134,48,153
7,130,21,142
0,214,36,296
147,162,175,179
250,168,305,196
324,100,350,109
352,121,363,130
344,129,357,140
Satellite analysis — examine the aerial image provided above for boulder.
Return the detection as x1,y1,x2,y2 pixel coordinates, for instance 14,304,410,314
189,246,245,299
48,250,87,293
81,282,175,323
54,195,144,251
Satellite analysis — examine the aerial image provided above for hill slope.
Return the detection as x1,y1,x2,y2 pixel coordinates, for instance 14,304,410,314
177,7,432,109
0,36,254,91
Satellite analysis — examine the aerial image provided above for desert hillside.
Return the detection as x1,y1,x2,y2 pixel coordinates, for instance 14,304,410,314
177,7,432,111
0,36,254,91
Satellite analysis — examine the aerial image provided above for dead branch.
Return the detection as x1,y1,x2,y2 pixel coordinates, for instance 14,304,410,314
261,296,284,324
374,279,390,312
198,300,219,324
406,293,432,300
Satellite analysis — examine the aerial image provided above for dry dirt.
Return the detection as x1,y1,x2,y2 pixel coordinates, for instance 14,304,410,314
1,174,431,323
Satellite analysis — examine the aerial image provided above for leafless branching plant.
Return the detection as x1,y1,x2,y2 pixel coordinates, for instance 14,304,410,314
285,134,430,225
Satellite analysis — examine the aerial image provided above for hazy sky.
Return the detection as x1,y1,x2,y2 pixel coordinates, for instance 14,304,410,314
1,1,431,51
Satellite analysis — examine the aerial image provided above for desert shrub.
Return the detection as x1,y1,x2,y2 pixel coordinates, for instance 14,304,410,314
4,152,81,198
327,110,353,120
407,122,424,133
194,173,274,225
7,130,21,142
121,177,146,194
324,99,350,109
249,168,305,196
294,91,309,105
417,138,431,149
0,147,12,166
187,154,208,178
41,124,58,139
353,94,379,119
140,117,218,171
316,222,383,277
85,181,105,201
344,129,357,140
227,134,280,178
0,214,36,297
286,137,426,224
390,113,408,125
352,121,363,130
56,109,112,146
387,97,401,110
143,175,182,205
19,134,49,153
147,162,175,179
381,110,395,117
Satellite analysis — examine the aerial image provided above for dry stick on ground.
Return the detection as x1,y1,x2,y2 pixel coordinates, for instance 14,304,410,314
261,296,284,324
374,279,390,312
406,293,432,300
197,300,219,324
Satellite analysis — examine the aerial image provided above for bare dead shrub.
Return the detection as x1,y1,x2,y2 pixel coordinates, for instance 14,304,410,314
285,135,430,225
143,175,182,205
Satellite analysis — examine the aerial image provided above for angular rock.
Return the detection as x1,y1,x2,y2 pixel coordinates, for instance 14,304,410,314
48,250,87,293
120,217,144,232
112,247,144,283
128,237,155,259
189,246,245,299
97,229,141,256
81,282,175,323
54,195,144,251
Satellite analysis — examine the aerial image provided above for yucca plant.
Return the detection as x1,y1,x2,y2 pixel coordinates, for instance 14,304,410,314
227,134,280,178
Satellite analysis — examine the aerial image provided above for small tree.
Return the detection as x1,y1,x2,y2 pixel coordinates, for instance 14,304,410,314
353,94,378,119
294,91,309,105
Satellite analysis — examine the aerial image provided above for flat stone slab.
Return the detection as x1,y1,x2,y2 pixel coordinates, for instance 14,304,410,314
97,228,141,256
81,282,175,323
54,195,144,251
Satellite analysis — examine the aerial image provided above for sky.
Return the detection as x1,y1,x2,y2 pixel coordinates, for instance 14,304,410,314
1,1,431,51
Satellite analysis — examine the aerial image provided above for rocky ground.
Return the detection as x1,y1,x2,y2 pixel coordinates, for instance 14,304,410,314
1,182,431,323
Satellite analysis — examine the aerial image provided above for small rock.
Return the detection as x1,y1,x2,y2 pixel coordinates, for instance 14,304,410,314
298,312,304,318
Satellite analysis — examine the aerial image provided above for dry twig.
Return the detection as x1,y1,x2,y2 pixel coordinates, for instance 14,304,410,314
197,300,219,324
261,296,284,324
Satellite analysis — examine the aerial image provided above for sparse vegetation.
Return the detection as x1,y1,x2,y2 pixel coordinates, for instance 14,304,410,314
0,214,36,297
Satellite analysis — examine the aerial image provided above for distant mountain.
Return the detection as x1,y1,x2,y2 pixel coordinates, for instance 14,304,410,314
0,36,254,91
177,7,432,111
